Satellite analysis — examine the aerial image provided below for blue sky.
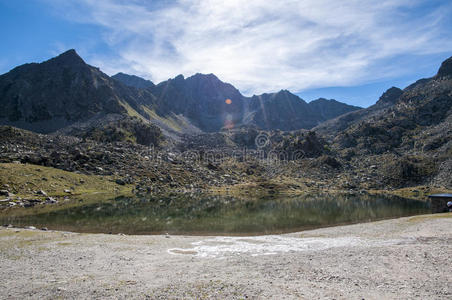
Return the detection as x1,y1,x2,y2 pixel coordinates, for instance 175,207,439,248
1,0,452,107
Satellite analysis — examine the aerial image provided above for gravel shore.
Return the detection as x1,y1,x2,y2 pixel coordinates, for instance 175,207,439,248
1,213,451,299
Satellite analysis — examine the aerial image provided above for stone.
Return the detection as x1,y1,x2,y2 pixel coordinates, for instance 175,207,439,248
36,190,47,196
46,197,57,204
115,179,126,185
64,189,71,193
0,190,10,196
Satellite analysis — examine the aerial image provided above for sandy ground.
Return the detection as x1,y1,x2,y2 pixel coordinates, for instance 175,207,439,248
0,214,451,299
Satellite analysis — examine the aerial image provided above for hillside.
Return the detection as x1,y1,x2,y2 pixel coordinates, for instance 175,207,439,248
0,50,362,139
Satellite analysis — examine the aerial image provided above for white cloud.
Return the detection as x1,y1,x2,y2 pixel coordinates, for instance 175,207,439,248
45,0,452,95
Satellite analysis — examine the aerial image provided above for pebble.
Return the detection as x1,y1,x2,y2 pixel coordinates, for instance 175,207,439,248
46,197,57,204
36,190,47,196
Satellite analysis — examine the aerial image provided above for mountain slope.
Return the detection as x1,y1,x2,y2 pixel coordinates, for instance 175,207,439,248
247,90,319,130
0,49,364,136
0,50,163,145
317,56,452,188
309,98,361,121
149,73,246,132
148,75,360,131
112,72,155,89
0,50,152,130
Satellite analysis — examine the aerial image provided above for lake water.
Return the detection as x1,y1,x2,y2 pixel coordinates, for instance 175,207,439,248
0,193,430,235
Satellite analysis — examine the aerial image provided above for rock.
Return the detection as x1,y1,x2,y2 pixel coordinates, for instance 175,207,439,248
207,163,219,171
23,201,34,208
36,190,47,196
46,197,57,204
64,189,71,193
28,199,42,204
27,226,36,230
79,179,85,184
115,179,126,185
0,190,10,196
41,227,48,231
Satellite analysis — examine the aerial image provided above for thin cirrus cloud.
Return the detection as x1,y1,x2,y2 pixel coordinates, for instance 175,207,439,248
45,0,452,95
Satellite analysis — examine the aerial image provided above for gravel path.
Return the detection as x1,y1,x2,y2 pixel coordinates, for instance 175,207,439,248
0,214,451,299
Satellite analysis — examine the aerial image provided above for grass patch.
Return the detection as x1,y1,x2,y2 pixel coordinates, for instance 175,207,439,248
407,213,452,223
367,185,452,201
0,162,133,199
141,106,184,132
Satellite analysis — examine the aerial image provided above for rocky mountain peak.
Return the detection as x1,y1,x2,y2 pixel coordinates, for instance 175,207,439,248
112,72,155,89
189,73,218,80
376,87,403,106
436,56,452,78
45,49,86,67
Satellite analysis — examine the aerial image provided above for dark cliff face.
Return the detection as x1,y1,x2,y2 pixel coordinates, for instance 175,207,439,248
375,87,403,107
0,50,161,134
436,56,452,78
0,50,128,131
149,72,361,132
317,55,452,156
150,73,245,131
248,90,317,130
309,98,361,121
0,49,364,134
247,92,361,131
112,72,155,89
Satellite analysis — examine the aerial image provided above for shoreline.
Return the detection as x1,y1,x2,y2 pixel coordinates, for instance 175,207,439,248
1,213,451,299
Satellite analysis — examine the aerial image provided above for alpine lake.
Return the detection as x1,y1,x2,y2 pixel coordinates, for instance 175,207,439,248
0,192,430,235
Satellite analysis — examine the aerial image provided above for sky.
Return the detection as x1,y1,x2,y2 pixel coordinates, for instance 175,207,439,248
1,0,452,107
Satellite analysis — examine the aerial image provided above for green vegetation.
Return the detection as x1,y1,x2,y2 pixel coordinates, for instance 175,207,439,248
141,105,185,133
0,162,133,200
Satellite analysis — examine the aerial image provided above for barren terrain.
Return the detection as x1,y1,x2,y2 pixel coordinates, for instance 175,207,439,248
1,213,451,299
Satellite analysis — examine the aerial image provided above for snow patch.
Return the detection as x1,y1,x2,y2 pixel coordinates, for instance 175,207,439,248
167,235,389,258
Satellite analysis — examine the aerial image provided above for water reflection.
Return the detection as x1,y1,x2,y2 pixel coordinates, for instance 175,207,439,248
0,193,430,235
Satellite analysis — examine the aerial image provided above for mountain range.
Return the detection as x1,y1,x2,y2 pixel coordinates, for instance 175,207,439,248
0,50,450,191
0,50,360,140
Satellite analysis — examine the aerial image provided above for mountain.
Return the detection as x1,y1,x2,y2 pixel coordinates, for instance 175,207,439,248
149,73,246,132
112,72,155,89
374,87,403,107
315,56,452,188
0,49,162,145
146,75,360,132
309,98,362,120
0,49,364,139
247,90,318,130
